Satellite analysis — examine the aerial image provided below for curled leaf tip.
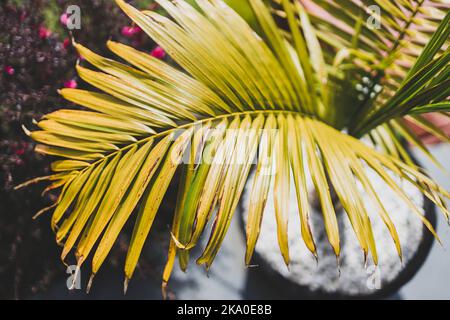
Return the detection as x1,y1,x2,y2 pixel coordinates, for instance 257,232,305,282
60,254,69,268
21,125,31,137
170,232,187,249
32,203,57,220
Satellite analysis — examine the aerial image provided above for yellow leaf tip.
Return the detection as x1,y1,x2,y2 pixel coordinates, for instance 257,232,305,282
124,277,130,295
161,281,168,300
21,125,31,137
32,211,43,220
281,252,290,269
86,273,95,294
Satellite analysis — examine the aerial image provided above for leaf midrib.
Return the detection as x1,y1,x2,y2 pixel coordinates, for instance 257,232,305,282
76,109,302,175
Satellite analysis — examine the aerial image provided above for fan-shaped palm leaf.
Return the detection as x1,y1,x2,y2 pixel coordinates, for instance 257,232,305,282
18,0,449,295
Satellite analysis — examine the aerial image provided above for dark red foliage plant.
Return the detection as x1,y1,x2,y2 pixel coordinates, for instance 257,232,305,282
0,0,161,299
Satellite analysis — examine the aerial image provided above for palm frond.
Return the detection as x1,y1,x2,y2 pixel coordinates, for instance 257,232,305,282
300,0,449,92
298,0,449,165
19,0,450,294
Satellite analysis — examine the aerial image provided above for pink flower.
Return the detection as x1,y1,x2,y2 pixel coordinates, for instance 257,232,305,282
63,38,71,49
60,13,68,26
121,25,142,37
151,46,166,59
121,26,135,37
39,26,52,39
63,79,78,89
4,66,15,75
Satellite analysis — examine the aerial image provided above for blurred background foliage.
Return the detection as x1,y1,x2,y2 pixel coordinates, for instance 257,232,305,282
0,0,169,299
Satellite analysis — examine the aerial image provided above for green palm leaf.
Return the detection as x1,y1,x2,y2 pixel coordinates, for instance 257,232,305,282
299,0,450,158
18,0,449,295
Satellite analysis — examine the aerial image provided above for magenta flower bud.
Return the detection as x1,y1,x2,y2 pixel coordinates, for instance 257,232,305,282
63,79,78,89
121,26,135,37
121,25,142,37
4,66,15,75
150,46,166,59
